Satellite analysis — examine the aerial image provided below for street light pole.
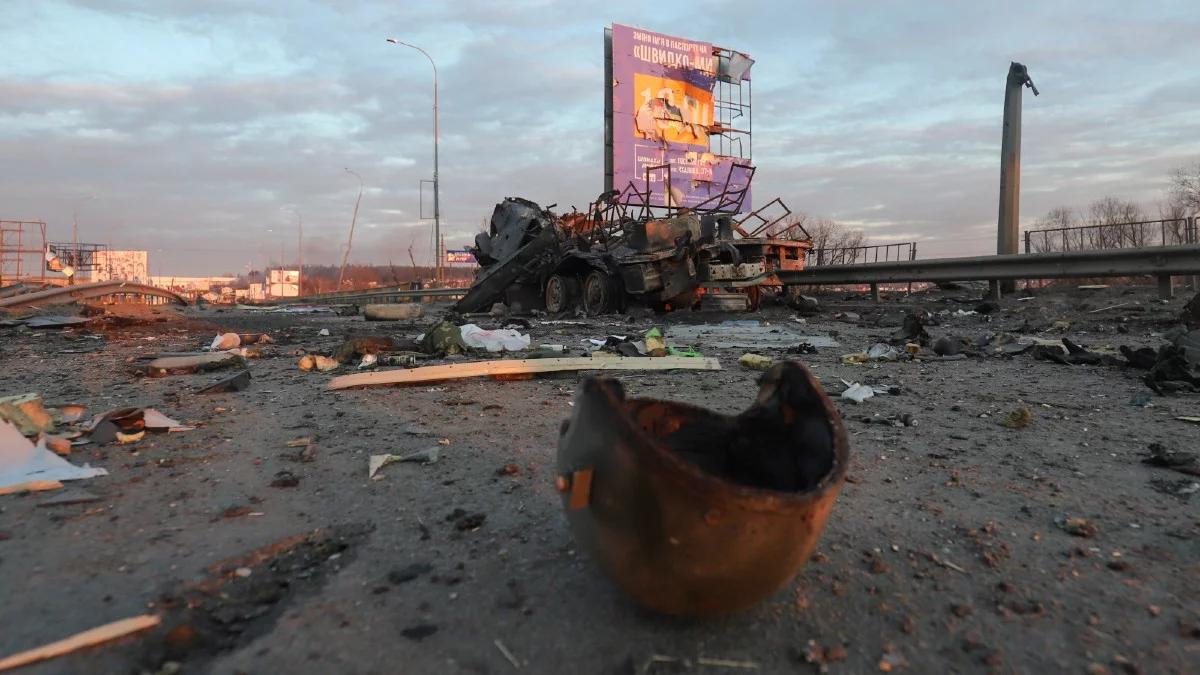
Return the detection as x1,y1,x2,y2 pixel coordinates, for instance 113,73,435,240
386,37,441,284
297,212,303,296
339,168,364,290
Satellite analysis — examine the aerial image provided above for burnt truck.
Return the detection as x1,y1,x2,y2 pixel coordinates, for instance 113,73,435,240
453,192,811,315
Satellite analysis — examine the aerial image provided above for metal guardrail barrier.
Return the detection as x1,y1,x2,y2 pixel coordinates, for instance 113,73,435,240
778,244,1200,299
807,242,917,266
269,286,465,306
1024,217,1198,253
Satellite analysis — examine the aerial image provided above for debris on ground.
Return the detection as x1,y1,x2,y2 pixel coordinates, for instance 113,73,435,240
138,352,246,377
333,335,398,364
363,303,424,321
20,315,92,329
0,393,55,436
1000,407,1033,429
738,353,772,371
932,336,963,356
0,420,107,493
460,323,530,352
867,343,900,361
0,614,161,671
447,508,486,531
298,354,339,372
556,361,846,616
644,326,668,357
1057,516,1098,538
666,322,838,350
421,319,469,356
841,382,877,404
197,370,251,394
209,332,240,351
893,312,931,345
788,293,820,315
328,355,721,389
369,448,442,478
1142,443,1200,476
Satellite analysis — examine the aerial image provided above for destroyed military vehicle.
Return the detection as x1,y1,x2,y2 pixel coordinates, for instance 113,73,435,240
453,193,812,315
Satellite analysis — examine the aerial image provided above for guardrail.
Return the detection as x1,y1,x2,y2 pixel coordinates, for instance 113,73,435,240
1024,217,1197,253
807,242,917,266
0,280,189,310
778,244,1200,299
270,285,465,306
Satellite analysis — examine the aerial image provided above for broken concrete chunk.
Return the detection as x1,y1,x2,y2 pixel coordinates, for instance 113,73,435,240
364,303,425,321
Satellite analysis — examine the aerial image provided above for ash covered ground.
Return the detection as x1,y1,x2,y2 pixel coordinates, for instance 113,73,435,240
1,284,1198,674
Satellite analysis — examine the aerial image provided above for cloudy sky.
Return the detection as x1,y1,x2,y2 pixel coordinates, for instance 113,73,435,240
2,0,1198,275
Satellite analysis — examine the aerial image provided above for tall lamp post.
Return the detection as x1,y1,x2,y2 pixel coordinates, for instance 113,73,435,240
338,168,364,290
386,37,441,284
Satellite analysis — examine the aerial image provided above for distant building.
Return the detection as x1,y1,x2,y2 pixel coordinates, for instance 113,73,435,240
268,269,299,297
149,276,237,293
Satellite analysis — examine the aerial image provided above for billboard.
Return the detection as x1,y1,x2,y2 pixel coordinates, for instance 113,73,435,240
444,249,476,265
608,24,752,211
92,250,149,283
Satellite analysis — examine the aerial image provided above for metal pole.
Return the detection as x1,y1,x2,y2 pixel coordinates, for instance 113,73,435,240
338,168,363,290
996,62,1038,294
297,213,303,297
386,38,440,284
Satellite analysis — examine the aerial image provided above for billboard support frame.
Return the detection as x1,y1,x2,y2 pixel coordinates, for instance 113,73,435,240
604,24,755,215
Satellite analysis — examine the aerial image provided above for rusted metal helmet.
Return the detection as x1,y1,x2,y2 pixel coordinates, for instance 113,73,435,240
556,361,849,617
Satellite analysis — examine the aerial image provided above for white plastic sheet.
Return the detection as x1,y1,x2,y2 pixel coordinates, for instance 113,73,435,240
0,421,106,490
459,324,530,352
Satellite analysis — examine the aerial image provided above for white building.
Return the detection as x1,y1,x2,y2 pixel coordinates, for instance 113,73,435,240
268,269,299,297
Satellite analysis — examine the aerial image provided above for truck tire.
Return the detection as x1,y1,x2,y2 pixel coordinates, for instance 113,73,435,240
545,274,578,313
582,270,613,316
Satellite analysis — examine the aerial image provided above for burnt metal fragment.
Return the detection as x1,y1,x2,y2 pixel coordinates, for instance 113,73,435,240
556,361,848,616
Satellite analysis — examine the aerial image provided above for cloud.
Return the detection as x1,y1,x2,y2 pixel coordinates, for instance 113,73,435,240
0,0,1198,274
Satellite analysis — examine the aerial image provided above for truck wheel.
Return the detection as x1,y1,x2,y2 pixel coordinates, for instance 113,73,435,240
582,270,613,316
544,274,578,313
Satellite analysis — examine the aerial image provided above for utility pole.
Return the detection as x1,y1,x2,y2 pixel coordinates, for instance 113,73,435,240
994,62,1038,298
297,212,303,297
339,168,364,290
386,37,441,284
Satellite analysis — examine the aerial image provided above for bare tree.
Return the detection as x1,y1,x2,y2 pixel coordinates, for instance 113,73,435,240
787,213,867,264
1029,198,1150,251
1084,196,1145,248
1158,199,1192,245
1169,161,1200,215
1026,207,1077,252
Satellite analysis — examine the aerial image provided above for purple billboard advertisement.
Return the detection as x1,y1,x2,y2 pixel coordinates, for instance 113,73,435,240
609,24,752,211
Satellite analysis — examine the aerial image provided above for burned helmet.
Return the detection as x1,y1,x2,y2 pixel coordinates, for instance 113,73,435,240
556,360,849,617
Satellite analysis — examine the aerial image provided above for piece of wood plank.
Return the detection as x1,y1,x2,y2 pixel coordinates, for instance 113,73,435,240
0,480,63,496
0,614,161,671
328,356,721,389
